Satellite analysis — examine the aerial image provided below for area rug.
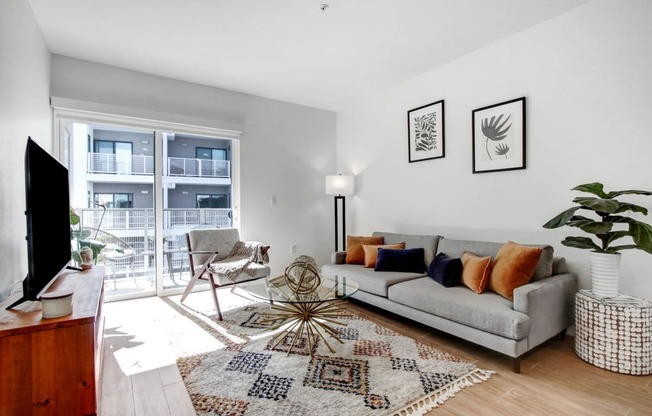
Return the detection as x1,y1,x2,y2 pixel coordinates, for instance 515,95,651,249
176,303,494,416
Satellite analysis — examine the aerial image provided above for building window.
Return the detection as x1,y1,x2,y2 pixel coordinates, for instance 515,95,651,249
196,194,228,208
94,140,133,155
196,147,227,160
95,193,133,208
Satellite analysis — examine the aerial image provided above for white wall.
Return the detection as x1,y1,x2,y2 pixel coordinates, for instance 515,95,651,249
337,0,652,300
0,0,52,301
50,56,337,275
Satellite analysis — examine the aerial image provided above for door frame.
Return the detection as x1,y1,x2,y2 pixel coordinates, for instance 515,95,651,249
52,108,241,300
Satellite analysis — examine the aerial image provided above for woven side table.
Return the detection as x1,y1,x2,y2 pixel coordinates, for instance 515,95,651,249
575,290,652,375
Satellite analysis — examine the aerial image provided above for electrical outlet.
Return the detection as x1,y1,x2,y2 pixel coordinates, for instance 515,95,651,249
290,244,296,253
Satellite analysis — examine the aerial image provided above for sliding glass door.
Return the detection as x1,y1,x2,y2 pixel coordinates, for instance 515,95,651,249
55,110,239,301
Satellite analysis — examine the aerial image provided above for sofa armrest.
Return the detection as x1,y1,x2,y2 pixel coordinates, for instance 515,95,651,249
513,272,578,349
331,251,346,264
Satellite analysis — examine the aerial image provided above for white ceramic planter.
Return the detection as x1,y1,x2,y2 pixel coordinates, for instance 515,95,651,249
590,251,621,298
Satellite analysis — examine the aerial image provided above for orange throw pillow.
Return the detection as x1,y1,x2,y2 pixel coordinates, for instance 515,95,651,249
362,242,406,268
345,236,384,264
488,241,543,300
461,252,492,294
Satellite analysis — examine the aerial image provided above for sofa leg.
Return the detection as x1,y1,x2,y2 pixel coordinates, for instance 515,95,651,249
512,357,521,373
558,329,567,340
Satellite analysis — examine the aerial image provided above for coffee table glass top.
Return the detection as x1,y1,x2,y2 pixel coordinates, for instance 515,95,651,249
239,274,358,304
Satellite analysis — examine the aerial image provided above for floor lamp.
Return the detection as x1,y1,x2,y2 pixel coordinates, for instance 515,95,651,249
325,174,355,252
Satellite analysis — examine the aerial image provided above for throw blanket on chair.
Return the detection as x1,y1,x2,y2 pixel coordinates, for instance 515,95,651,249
208,241,269,284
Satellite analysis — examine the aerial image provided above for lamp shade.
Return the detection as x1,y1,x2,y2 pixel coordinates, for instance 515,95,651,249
325,175,354,195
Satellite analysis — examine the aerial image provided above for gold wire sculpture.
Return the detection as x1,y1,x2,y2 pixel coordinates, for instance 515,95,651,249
284,260,322,294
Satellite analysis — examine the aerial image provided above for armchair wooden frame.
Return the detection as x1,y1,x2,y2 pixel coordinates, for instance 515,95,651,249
180,247,224,318
179,228,271,320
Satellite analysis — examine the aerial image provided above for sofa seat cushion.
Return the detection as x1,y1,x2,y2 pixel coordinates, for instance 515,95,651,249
321,264,425,297
388,277,530,340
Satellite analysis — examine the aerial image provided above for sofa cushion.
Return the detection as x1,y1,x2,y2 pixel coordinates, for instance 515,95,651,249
372,231,440,269
321,263,424,297
375,248,425,273
461,252,492,294
488,242,542,300
437,238,554,280
388,277,531,340
362,242,405,268
427,253,462,287
345,235,384,264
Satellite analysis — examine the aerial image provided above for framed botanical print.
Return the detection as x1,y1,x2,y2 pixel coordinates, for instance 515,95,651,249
472,97,526,173
407,99,445,163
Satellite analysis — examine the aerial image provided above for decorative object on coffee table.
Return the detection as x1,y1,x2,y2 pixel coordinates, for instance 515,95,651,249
240,267,358,356
284,256,321,294
543,182,652,298
575,291,651,375
177,303,494,416
472,96,526,173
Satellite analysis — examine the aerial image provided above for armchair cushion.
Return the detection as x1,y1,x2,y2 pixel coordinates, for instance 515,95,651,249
186,228,241,265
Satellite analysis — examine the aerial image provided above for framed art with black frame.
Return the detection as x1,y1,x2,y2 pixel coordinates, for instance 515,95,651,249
407,99,445,163
472,97,526,173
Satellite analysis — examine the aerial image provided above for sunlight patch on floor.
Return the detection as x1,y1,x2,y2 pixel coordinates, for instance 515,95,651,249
102,289,260,376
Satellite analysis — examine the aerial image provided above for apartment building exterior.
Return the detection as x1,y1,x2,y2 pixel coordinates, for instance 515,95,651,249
67,123,234,291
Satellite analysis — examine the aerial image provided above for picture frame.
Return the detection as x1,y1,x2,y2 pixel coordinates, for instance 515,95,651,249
472,97,526,173
407,99,445,163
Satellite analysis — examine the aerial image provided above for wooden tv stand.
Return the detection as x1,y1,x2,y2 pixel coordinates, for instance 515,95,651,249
0,266,105,415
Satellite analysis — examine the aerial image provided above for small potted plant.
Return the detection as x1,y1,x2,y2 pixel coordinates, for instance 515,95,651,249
543,182,652,297
70,207,106,266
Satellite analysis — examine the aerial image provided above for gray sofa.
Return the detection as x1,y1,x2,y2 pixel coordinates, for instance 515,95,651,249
321,231,578,373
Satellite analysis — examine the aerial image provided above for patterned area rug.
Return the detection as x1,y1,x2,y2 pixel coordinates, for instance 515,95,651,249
177,303,494,416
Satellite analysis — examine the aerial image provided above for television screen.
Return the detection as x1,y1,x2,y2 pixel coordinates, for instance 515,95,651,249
6,137,72,310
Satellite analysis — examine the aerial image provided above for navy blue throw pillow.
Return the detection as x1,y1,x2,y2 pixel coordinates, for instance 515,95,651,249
375,247,425,273
427,253,462,287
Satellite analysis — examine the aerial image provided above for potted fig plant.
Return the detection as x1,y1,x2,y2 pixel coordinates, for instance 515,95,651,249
543,183,652,297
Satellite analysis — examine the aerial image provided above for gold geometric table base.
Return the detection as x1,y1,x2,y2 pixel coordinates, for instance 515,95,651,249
260,300,352,356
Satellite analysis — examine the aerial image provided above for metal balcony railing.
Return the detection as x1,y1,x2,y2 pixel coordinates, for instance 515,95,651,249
77,208,232,231
167,157,230,178
87,154,230,179
88,153,154,175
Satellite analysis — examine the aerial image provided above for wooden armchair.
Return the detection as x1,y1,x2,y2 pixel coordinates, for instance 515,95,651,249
180,228,270,320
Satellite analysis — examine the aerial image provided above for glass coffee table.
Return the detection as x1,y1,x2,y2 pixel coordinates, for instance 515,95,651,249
239,274,359,356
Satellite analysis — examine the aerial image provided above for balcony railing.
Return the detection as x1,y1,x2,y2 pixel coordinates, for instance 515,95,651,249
87,153,230,179
168,158,230,178
88,153,154,175
78,208,232,231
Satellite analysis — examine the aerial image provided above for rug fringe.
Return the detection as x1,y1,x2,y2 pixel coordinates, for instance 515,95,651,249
392,369,495,416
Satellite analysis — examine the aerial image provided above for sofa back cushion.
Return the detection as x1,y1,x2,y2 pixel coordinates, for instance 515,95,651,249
437,238,554,280
372,231,440,269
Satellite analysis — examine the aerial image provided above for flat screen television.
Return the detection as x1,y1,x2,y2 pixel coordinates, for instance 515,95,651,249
6,137,73,310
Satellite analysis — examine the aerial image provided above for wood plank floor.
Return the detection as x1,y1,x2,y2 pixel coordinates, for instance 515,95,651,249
99,291,652,416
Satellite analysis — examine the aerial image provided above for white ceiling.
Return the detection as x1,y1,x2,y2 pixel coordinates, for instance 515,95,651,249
28,0,589,112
